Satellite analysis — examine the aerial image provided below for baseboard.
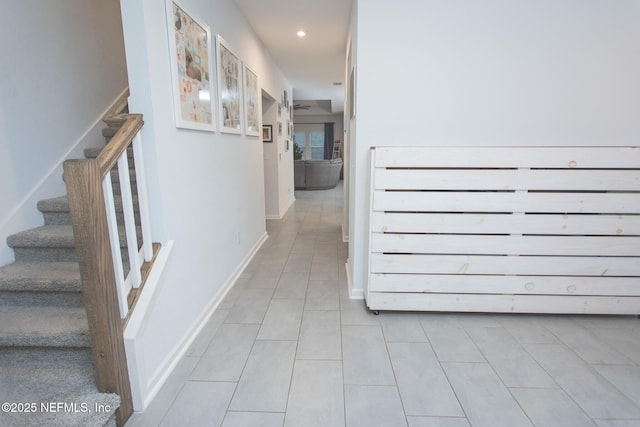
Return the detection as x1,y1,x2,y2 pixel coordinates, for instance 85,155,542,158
281,195,295,218
135,232,268,411
265,196,295,220
345,260,364,299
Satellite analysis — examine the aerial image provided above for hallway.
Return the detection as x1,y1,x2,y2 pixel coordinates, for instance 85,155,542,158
126,185,640,427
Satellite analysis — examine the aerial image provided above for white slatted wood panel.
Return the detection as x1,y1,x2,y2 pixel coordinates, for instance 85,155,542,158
374,191,638,214
374,169,640,191
372,234,640,256
369,275,640,296
375,147,640,168
371,212,640,236
367,146,640,314
366,293,640,315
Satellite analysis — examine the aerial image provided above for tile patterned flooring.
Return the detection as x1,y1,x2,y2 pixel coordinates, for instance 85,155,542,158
126,186,640,427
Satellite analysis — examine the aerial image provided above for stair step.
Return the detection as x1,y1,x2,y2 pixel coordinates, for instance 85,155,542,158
38,195,140,226
0,347,119,426
7,226,77,262
7,225,139,263
102,126,120,137
84,146,103,159
37,196,71,225
0,347,94,399
0,262,82,306
0,305,90,347
0,262,81,292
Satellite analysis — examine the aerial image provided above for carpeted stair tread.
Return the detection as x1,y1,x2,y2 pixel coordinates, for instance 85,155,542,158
0,348,118,426
7,225,75,249
37,196,71,225
84,146,103,159
0,347,96,399
37,196,70,213
0,262,80,292
8,224,137,250
102,127,120,137
38,195,139,214
0,305,89,347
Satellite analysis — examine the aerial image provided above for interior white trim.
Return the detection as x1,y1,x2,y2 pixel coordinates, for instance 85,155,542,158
341,223,349,243
265,196,295,220
345,259,363,299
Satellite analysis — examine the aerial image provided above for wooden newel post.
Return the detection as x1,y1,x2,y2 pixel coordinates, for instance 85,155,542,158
63,159,133,426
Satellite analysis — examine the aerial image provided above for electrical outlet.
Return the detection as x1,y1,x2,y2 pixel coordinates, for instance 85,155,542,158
236,231,241,244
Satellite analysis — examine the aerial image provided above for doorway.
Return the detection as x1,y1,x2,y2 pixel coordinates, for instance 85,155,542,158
262,90,295,219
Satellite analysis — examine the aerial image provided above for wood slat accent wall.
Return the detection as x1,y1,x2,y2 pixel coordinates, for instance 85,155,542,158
367,146,640,314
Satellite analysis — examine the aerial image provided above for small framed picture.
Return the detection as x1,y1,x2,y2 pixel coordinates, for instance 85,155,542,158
262,125,272,142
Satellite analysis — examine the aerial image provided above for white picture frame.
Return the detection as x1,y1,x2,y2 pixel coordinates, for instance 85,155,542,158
243,63,260,136
216,35,243,134
165,0,215,131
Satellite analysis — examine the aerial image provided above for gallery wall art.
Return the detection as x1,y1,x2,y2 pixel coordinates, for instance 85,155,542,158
165,0,215,131
243,64,259,136
217,35,243,134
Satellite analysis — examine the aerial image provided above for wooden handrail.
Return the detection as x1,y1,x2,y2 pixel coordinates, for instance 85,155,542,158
62,93,151,426
97,114,143,176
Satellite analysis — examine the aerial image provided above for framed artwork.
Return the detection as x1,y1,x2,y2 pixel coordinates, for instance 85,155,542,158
165,0,215,131
262,125,272,142
243,63,259,136
216,35,243,134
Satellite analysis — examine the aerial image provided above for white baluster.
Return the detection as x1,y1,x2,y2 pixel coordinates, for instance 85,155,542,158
102,176,129,316
118,151,142,288
132,132,153,262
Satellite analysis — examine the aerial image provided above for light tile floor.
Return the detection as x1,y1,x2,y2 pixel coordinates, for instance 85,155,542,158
126,185,640,427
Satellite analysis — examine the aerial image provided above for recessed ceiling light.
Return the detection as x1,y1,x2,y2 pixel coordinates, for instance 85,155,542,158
297,30,306,37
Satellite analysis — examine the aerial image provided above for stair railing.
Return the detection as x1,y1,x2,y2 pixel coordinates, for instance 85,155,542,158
63,91,158,426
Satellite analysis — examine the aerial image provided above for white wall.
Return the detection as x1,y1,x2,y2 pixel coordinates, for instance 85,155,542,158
0,0,128,264
119,0,292,408
348,0,640,296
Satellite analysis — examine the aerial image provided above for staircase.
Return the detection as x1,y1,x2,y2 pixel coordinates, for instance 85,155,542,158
0,127,127,427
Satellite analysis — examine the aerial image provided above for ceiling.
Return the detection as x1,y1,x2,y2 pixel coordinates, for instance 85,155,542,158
233,0,353,114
